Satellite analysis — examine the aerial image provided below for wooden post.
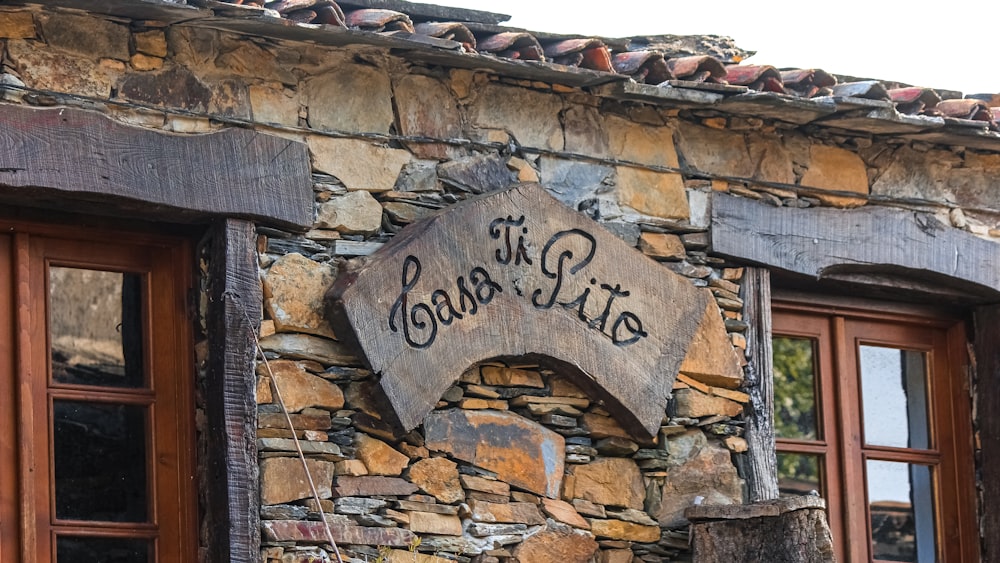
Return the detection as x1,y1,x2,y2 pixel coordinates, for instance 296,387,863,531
975,305,1000,563
207,219,262,563
741,267,779,502
687,497,836,562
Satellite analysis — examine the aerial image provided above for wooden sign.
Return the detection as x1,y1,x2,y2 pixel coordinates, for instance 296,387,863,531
328,183,737,439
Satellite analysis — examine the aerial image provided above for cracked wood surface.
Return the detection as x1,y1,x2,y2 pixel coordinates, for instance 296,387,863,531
711,192,1000,297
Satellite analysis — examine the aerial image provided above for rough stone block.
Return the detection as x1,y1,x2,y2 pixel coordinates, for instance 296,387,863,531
675,122,753,178
316,191,384,235
539,157,615,209
259,333,361,366
408,456,464,503
678,297,745,389
800,144,869,207
652,430,743,527
0,12,35,38
424,409,564,498
460,474,510,496
393,74,464,160
134,30,167,57
467,500,545,525
606,116,680,169
588,519,660,542
40,13,129,60
308,137,411,192
513,525,599,562
580,413,630,440
250,83,300,127
569,458,645,510
616,167,689,220
468,83,564,151
261,360,344,413
563,105,609,157
747,135,795,185
541,497,591,529
480,366,544,388
354,434,409,476
638,232,686,260
408,511,463,535
332,476,419,497
673,388,743,418
264,253,337,339
305,64,394,134
261,520,415,546
260,457,335,505
7,40,118,99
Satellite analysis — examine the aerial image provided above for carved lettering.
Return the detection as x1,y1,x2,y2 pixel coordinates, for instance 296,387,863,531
387,220,647,350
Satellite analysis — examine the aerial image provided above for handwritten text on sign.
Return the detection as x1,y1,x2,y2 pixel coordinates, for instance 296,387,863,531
388,214,647,349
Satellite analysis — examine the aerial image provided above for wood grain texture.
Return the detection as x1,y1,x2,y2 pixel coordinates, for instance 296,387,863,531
207,219,261,563
0,105,312,230
690,504,836,562
740,267,779,502
975,305,1000,563
328,183,742,440
711,193,1000,296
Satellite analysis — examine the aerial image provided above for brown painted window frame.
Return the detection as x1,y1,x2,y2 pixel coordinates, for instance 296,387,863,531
772,299,978,563
0,218,199,562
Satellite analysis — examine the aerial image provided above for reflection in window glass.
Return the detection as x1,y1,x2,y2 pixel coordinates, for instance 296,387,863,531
53,401,148,522
860,346,930,449
777,452,821,497
773,337,819,440
56,537,149,563
867,460,936,563
49,267,145,388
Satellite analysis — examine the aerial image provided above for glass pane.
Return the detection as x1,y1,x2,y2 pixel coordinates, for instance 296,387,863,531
53,401,148,522
777,452,821,497
57,537,150,563
860,346,930,449
867,460,936,563
773,337,820,440
49,267,145,388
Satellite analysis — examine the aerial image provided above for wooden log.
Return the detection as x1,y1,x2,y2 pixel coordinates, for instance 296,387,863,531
711,193,1000,298
206,219,261,563
0,105,312,231
740,267,779,502
688,497,836,563
975,305,1000,563
328,183,743,440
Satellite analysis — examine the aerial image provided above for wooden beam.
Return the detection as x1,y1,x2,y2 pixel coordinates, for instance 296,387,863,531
740,267,779,502
711,193,1000,297
0,105,313,230
207,219,261,563
974,305,1000,563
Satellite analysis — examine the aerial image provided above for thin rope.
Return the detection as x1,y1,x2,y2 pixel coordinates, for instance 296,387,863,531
224,291,345,563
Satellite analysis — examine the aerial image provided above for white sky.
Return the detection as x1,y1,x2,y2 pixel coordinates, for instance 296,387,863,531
425,0,997,96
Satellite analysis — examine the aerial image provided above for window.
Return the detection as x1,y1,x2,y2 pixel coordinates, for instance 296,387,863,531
772,301,977,563
0,222,197,562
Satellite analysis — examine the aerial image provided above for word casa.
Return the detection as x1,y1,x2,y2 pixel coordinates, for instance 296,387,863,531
389,215,648,349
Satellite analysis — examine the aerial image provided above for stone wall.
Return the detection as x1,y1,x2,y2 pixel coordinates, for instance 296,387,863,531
1,6,997,562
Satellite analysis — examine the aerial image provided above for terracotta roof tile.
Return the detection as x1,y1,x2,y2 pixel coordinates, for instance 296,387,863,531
476,31,545,60
413,22,476,50
831,80,890,100
888,87,941,115
343,8,413,32
780,69,836,98
612,51,672,84
543,39,613,72
665,55,728,83
725,65,784,93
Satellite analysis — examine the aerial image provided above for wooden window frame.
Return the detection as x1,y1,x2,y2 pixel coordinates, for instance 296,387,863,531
0,219,199,562
0,103,312,563
772,298,978,563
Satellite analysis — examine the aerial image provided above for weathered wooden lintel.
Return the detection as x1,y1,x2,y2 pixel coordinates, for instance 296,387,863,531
711,192,1000,299
0,104,313,231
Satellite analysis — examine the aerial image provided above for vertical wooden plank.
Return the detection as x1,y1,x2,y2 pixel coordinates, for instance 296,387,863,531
740,267,779,502
0,234,17,563
206,219,261,563
974,305,1000,563
14,233,39,563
